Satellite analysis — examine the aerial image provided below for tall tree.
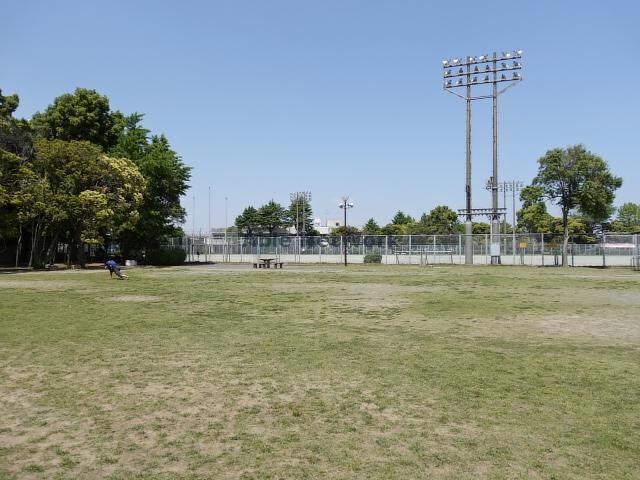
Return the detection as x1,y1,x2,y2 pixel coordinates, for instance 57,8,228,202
235,206,260,236
287,196,314,234
257,200,287,235
391,211,414,225
362,218,381,234
31,88,121,150
615,202,640,231
532,145,622,266
116,133,191,256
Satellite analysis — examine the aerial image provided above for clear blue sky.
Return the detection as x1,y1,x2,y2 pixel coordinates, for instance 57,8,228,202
2,1,639,231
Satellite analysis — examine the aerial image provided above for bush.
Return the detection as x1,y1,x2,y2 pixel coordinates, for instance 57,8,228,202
145,247,186,266
364,252,382,264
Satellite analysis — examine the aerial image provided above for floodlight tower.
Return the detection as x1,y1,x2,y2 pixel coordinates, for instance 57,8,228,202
339,196,354,267
442,50,523,264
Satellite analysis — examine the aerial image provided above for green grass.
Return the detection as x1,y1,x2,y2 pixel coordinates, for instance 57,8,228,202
1,265,639,479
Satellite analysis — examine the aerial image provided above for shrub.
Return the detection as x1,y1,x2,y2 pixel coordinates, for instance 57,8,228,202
145,247,186,266
364,252,382,264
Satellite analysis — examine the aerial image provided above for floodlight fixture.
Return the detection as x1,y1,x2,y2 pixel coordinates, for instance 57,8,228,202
443,60,449,66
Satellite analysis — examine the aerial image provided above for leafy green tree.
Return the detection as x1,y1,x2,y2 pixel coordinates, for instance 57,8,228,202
257,200,287,235
32,139,145,267
116,133,191,256
472,222,491,234
0,89,33,159
1,90,35,259
517,186,554,233
420,205,461,234
235,206,260,236
362,218,381,234
614,202,640,231
31,88,122,150
287,196,314,234
532,145,622,266
391,211,414,225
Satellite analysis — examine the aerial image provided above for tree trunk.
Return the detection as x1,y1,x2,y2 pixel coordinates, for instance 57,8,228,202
45,231,60,266
562,208,569,267
75,229,86,268
15,224,22,268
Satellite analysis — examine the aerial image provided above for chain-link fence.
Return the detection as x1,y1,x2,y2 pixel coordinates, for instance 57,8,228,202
165,233,640,267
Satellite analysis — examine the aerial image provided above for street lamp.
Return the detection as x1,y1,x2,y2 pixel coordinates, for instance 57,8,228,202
442,50,523,264
339,196,354,266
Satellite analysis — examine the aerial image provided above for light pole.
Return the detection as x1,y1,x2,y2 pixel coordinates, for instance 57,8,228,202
443,50,523,264
504,180,523,264
290,191,311,258
339,196,354,267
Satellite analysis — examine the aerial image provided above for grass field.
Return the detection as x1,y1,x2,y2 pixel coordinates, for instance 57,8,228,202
1,264,639,479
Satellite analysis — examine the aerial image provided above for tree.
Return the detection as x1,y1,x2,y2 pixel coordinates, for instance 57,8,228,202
532,145,622,266
333,225,361,235
235,206,260,236
391,211,414,225
257,200,287,235
31,88,121,150
32,139,145,267
472,222,490,234
115,133,191,256
362,218,381,234
517,185,554,233
0,89,33,159
614,202,640,232
420,205,461,234
287,196,314,234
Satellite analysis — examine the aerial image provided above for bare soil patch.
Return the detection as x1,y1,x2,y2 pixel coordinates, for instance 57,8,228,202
110,295,161,302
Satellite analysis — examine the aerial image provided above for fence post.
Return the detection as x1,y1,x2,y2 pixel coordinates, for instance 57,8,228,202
485,234,489,264
541,234,544,267
458,234,462,264
385,235,388,264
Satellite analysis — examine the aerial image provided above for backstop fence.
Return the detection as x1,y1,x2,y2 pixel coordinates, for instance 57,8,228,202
164,233,640,267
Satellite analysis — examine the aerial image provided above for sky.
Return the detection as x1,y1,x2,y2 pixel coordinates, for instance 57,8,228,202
2,0,639,231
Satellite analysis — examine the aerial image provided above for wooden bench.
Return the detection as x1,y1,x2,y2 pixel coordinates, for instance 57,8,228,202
272,262,284,269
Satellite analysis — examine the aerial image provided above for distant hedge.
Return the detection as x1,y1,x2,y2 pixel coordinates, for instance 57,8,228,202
145,247,186,266
364,252,382,264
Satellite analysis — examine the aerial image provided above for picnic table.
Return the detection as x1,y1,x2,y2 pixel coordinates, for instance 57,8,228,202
253,258,284,269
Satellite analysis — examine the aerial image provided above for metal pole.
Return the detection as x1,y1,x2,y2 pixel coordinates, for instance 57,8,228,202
465,60,473,265
512,181,517,266
491,51,500,264
192,195,196,237
503,185,507,235
224,196,228,262
207,186,211,263
343,200,348,266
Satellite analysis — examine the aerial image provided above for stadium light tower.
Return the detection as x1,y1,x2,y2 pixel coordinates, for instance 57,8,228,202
339,196,354,267
442,50,523,264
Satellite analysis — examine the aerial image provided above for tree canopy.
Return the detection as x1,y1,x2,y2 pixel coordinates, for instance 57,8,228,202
0,87,190,267
531,145,622,265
